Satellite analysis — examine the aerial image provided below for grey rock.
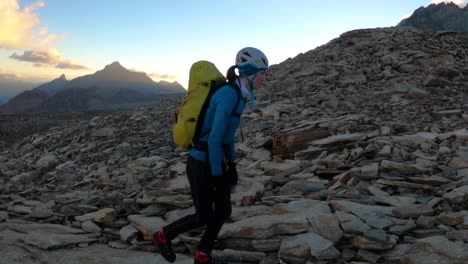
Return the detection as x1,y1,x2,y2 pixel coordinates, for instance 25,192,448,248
278,232,341,262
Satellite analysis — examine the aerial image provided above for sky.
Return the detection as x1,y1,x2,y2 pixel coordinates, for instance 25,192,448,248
1,0,467,90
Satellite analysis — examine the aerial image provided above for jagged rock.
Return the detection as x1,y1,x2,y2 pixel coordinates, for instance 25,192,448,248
437,212,465,226
411,236,468,261
231,205,272,222
330,200,394,229
307,213,343,244
271,199,331,216
335,211,372,234
262,160,302,176
446,230,468,242
278,232,340,262
127,215,166,240
81,220,102,233
251,238,281,252
212,249,266,263
351,232,397,250
443,186,468,204
392,205,435,219
372,195,416,207
36,154,58,168
359,162,379,180
75,208,117,223
120,224,139,242
138,204,168,217
0,211,8,221
380,160,430,175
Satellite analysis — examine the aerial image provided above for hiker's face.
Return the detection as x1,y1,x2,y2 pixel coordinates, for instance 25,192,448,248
252,70,267,90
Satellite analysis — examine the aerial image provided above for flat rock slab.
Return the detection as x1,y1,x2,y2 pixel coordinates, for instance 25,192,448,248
278,232,340,262
22,232,99,249
45,244,195,264
219,213,308,239
400,246,454,264
330,200,394,229
392,205,434,219
412,236,467,261
1,228,193,264
7,221,86,235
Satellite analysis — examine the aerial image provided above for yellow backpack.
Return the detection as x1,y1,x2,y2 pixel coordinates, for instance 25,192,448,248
172,61,229,149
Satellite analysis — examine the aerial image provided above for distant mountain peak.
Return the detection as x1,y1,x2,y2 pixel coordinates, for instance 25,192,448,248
398,2,468,32
50,74,67,83
103,61,126,71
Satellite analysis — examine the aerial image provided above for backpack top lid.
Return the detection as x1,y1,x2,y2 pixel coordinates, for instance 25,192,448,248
188,61,226,92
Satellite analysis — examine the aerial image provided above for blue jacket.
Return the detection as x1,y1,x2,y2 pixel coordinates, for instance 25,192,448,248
188,83,247,176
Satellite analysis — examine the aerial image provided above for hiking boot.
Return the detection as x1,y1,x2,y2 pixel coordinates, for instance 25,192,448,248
152,230,176,263
194,251,227,264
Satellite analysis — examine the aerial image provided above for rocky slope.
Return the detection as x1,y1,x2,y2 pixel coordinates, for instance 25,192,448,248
0,27,467,264
0,111,115,149
398,2,468,32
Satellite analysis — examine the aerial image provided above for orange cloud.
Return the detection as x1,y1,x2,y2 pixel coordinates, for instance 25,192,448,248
56,61,88,70
0,67,22,80
0,0,45,49
10,49,88,70
149,72,178,81
0,1,86,71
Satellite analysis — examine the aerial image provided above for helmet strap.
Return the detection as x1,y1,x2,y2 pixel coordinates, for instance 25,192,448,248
249,89,256,107
244,72,258,108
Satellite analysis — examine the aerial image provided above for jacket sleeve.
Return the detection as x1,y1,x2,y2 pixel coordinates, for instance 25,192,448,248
227,142,235,161
208,88,237,176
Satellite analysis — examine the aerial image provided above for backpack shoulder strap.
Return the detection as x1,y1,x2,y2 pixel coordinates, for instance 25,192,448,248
227,80,242,117
192,80,220,147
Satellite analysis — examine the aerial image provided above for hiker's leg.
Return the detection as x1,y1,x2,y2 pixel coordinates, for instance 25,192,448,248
196,175,231,254
163,156,214,240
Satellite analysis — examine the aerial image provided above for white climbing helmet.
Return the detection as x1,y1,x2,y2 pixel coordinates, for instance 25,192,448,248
235,47,269,71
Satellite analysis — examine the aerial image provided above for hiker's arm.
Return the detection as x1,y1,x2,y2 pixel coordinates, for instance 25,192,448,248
208,89,237,176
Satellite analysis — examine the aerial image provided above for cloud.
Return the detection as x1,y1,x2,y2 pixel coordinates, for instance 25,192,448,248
0,69,22,80
10,49,88,70
0,0,47,49
56,61,88,70
149,72,178,81
1,1,85,71
0,68,34,84
429,0,468,7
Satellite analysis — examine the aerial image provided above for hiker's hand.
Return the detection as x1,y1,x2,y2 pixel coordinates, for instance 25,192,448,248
227,162,238,188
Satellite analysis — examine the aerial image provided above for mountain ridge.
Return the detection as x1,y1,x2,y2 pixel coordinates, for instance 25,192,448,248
0,61,185,114
398,2,468,32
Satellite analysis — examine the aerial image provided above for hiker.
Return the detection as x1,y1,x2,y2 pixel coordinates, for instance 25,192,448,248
152,47,269,264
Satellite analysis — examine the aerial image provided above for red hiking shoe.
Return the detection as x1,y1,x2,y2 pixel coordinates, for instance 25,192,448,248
194,251,227,264
152,230,176,263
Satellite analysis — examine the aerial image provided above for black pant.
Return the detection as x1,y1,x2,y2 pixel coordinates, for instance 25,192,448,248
163,155,231,254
